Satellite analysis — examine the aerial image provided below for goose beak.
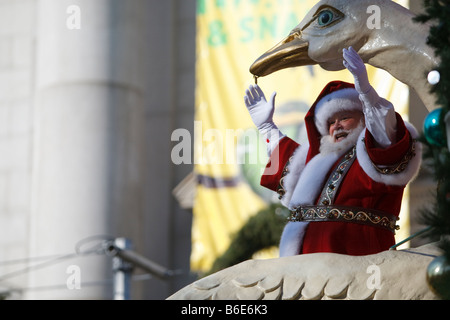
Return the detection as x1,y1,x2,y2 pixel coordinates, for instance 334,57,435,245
250,30,316,77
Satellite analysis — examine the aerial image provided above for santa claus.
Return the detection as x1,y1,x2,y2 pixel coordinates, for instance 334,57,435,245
244,47,422,257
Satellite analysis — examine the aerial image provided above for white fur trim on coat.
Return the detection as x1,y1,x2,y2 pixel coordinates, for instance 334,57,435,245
279,141,309,208
287,151,340,209
279,221,309,257
356,121,422,186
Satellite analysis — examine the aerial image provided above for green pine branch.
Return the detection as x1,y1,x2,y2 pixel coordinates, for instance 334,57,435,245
414,0,450,259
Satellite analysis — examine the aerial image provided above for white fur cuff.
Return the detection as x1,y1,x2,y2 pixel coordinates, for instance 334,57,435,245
356,122,422,186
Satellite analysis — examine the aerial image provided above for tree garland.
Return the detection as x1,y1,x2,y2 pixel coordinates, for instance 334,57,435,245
414,0,450,260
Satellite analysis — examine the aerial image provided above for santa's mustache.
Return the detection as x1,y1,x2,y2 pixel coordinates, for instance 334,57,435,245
333,129,351,139
320,121,365,156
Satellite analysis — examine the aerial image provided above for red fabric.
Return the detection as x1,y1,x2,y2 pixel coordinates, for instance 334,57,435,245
302,114,410,255
301,158,402,255
260,136,299,191
261,143,403,255
365,112,410,165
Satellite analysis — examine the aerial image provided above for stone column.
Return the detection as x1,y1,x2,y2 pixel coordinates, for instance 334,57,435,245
26,0,146,299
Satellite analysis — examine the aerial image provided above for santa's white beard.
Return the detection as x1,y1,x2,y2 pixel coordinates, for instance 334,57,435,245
319,121,365,156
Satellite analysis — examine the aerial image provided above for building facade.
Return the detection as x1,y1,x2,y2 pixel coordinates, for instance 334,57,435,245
0,0,196,300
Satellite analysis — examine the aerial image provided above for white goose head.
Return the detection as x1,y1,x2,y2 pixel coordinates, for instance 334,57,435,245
250,0,439,111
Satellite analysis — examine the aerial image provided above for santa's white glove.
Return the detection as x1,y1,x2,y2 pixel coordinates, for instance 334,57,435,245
244,84,278,136
244,84,284,154
343,46,371,94
344,46,397,147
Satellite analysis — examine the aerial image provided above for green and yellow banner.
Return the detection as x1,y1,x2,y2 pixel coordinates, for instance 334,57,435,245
192,0,410,272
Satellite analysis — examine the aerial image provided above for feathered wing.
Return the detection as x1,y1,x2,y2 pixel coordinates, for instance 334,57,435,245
167,243,441,300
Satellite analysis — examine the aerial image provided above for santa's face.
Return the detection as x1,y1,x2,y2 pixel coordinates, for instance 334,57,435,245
327,110,364,142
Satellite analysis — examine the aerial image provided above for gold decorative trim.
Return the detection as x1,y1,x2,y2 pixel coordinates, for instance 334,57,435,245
318,146,356,206
289,205,399,233
365,136,417,175
276,156,293,200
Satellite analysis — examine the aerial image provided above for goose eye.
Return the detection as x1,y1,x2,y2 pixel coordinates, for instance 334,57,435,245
318,10,333,26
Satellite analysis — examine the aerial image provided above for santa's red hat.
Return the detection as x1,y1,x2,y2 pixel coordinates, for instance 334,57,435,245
304,81,363,162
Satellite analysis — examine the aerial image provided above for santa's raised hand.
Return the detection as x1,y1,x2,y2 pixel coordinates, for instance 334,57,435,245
343,46,371,94
244,84,277,137
244,84,285,152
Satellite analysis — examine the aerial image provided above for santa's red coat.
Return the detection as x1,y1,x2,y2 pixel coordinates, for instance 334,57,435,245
261,113,421,256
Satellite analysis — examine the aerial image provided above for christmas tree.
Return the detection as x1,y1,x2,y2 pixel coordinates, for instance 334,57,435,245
414,0,450,260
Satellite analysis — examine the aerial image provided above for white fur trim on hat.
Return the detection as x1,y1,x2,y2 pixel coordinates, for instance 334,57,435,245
314,88,363,136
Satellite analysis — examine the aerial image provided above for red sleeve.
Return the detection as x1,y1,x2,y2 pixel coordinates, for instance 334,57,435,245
365,113,411,165
260,136,300,191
